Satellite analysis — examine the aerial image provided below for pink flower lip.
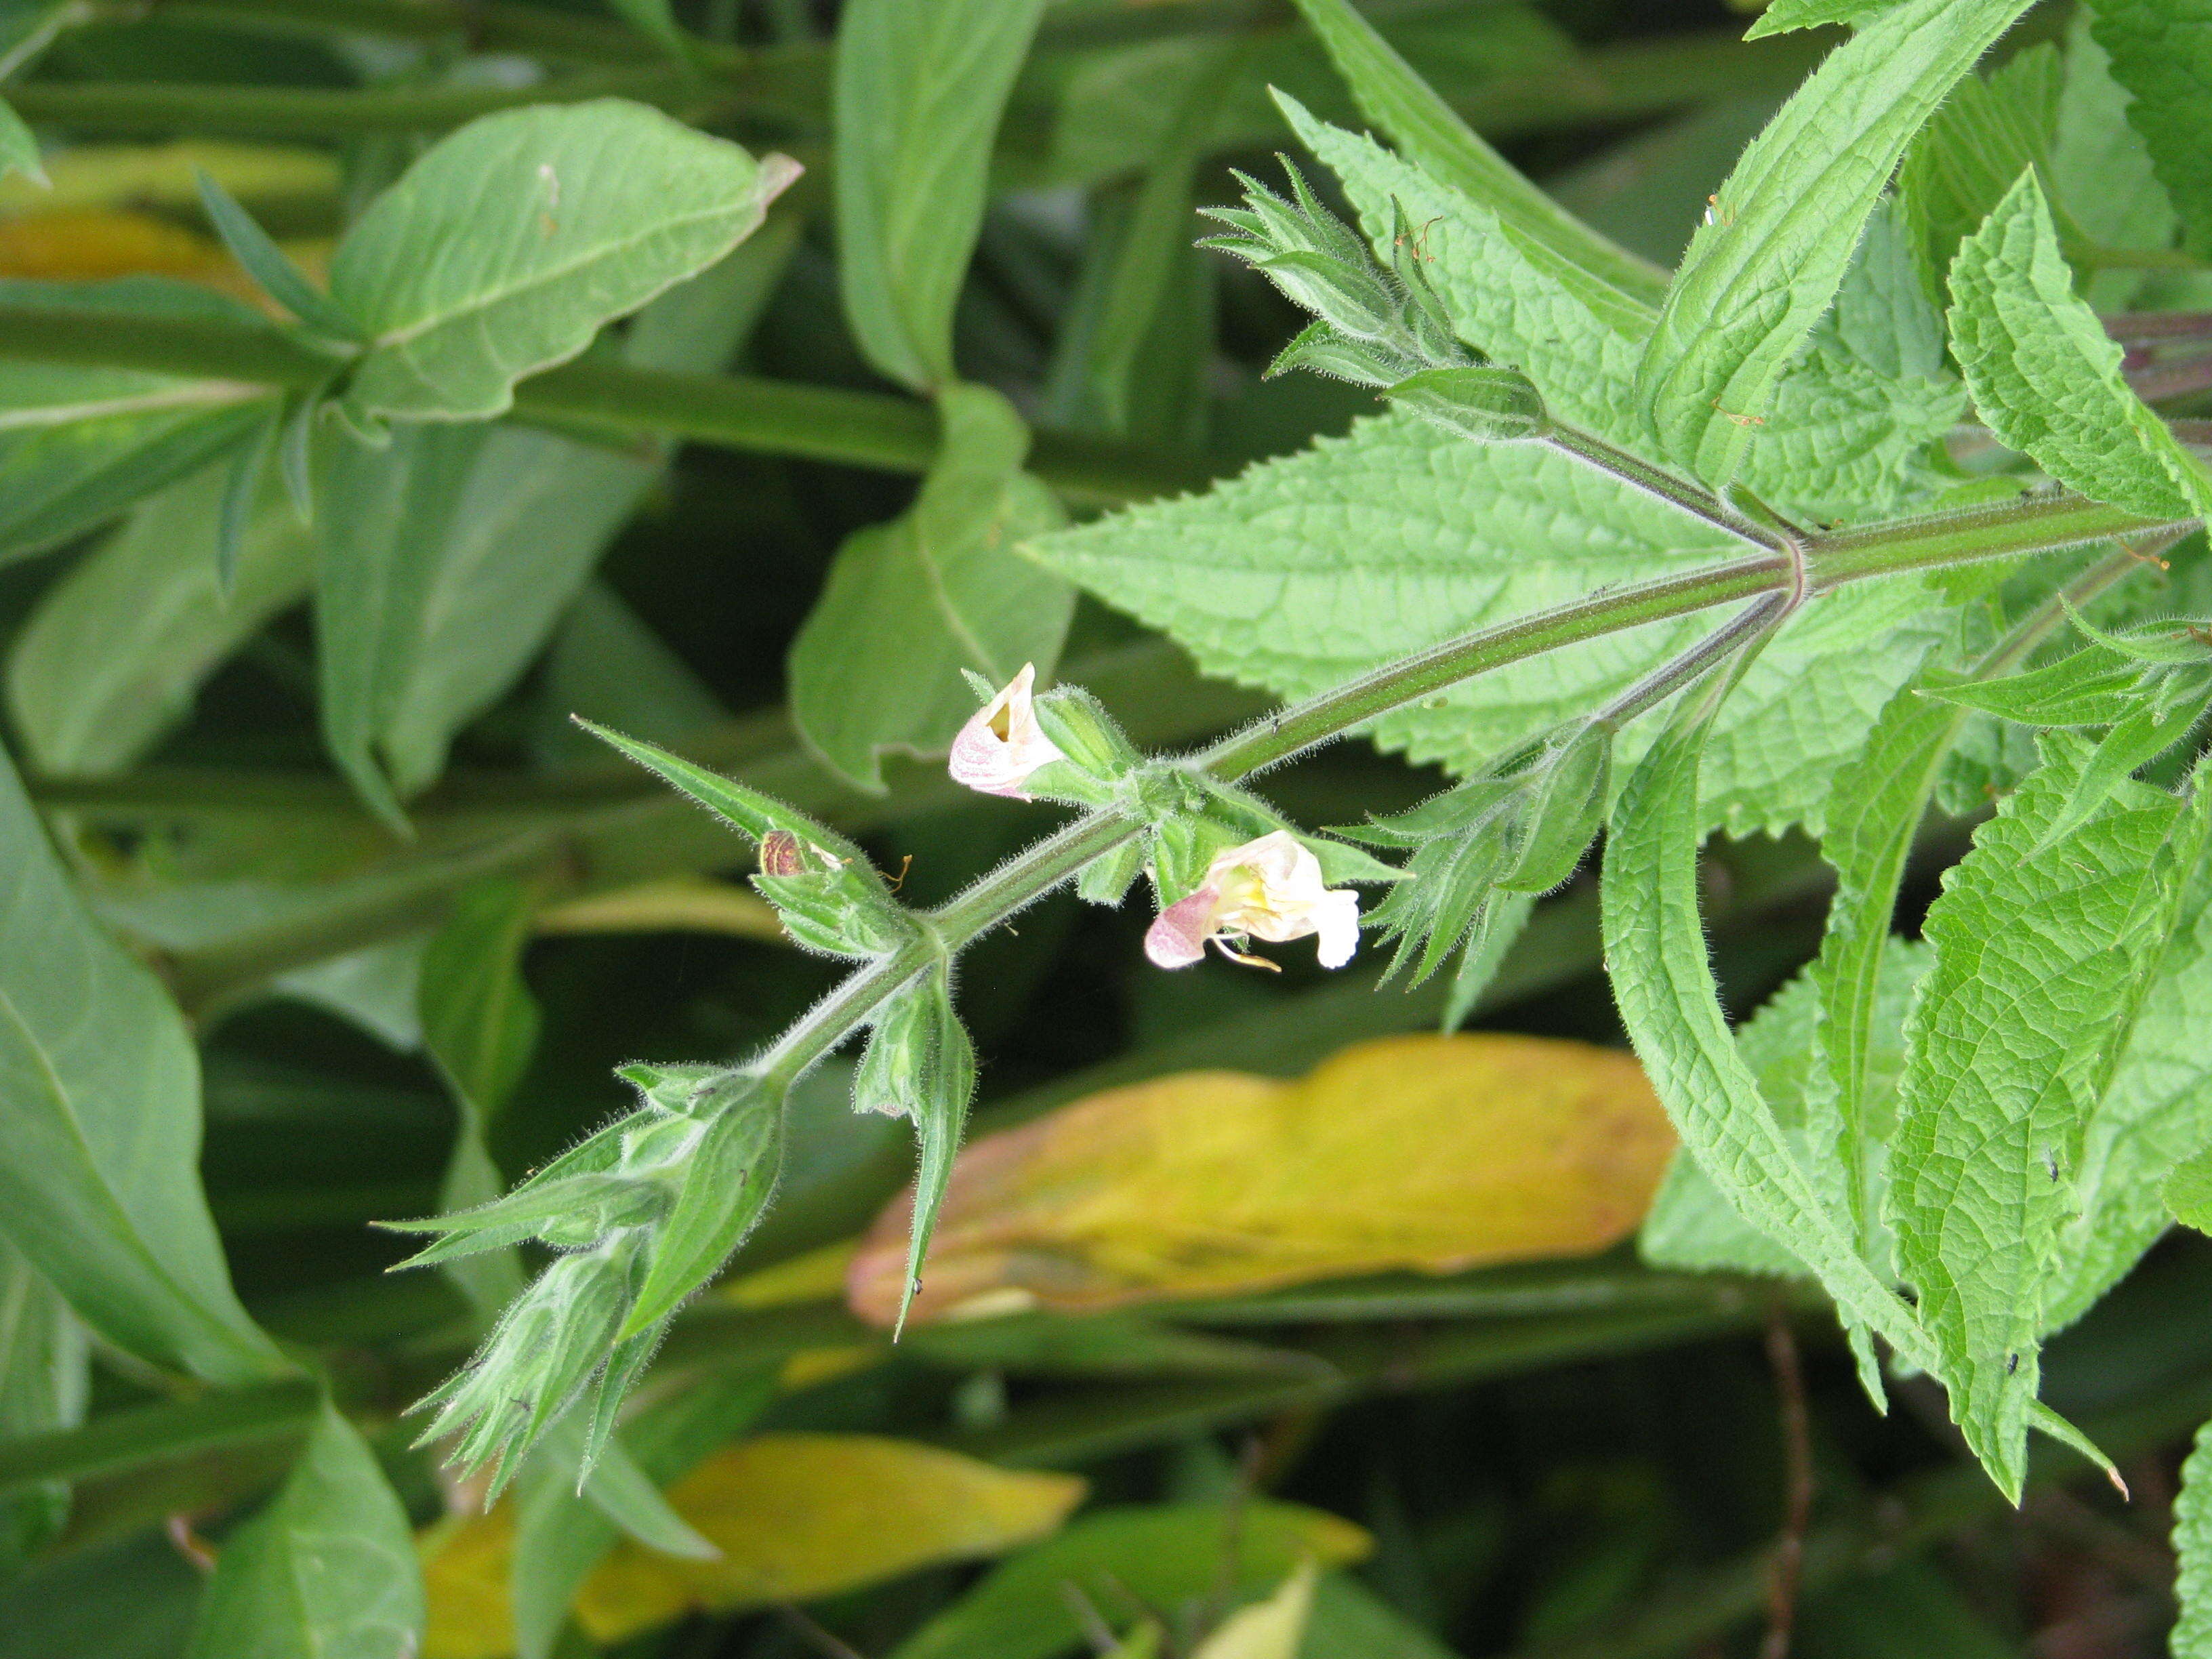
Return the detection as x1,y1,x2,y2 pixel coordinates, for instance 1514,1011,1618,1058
948,663,1067,800
1143,831,1360,972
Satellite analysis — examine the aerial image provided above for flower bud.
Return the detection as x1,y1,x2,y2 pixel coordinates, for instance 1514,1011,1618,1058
1385,366,1550,443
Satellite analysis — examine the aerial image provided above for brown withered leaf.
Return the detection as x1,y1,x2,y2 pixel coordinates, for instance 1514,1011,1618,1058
847,1032,1674,1326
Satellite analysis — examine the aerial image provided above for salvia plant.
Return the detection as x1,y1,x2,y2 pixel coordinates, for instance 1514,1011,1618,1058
17,0,2212,1653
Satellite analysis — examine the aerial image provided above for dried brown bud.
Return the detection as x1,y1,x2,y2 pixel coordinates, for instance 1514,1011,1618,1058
759,830,804,878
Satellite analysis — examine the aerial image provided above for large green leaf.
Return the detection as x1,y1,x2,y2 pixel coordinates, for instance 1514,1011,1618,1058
1636,0,2031,486
313,418,485,828
329,100,792,424
1283,0,1664,304
0,1240,83,1574
1947,169,2212,520
790,382,1071,791
6,461,312,777
2052,7,2176,312
184,1401,424,1659
1601,670,1929,1376
0,278,279,565
834,0,1046,389
1290,108,1961,525
1896,45,2064,302
0,739,284,1385
2043,844,2212,1331
2092,0,2212,260
1035,407,1942,834
1888,735,2207,1495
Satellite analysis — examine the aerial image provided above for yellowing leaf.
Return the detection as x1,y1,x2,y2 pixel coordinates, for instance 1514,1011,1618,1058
0,209,228,282
422,1433,1084,1659
0,140,337,218
0,207,333,313
1192,1559,1317,1659
847,1033,1674,1326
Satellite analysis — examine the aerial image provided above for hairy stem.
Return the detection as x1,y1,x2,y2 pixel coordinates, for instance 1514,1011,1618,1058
747,497,2194,1099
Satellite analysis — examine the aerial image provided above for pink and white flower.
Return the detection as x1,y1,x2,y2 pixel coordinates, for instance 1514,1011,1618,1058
948,663,1066,800
1145,831,1360,971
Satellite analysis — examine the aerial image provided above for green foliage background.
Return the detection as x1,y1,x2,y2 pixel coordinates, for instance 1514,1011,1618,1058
7,1,2212,1656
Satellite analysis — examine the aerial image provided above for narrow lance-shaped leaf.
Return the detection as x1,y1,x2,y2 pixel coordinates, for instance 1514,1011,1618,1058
1285,0,1666,304
834,0,1046,389
0,738,286,1385
1887,735,2208,1496
614,1073,785,1341
1947,169,2212,521
856,962,977,1335
789,382,1071,792
0,96,41,187
185,1401,425,1659
329,99,796,425
0,1239,85,1574
193,166,367,344
1637,0,2032,486
0,277,281,568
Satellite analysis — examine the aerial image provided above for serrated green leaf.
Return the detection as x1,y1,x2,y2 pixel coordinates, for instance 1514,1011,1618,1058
0,1239,84,1574
1897,45,2064,302
2053,8,2177,312
2172,1142,2212,1235
1949,170,2212,520
1637,0,2032,487
1036,408,1942,834
184,1401,424,1659
0,738,285,1385
1603,661,1933,1372
1288,108,1959,525
2045,848,2212,1327
1744,0,1901,37
1284,0,1665,304
1641,938,1929,1283
1888,735,2207,1494
2091,0,2212,262
330,100,790,424
789,383,1071,792
834,0,1045,390
5,459,312,777
2182,1418,2212,1659
0,278,281,566
617,1075,783,1340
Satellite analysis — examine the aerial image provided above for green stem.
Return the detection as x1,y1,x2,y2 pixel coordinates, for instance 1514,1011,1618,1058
144,0,723,66
8,66,728,136
1546,426,1786,553
0,304,1217,504
750,493,2190,1095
